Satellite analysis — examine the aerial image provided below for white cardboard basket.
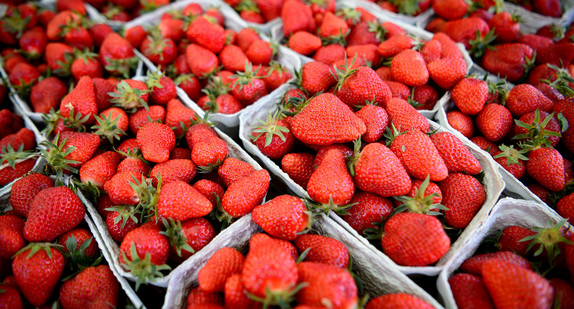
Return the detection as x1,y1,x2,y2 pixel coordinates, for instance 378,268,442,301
163,213,445,309
437,197,568,308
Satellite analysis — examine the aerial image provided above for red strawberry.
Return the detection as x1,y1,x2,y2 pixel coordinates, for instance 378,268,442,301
550,278,574,309
9,173,54,218
260,63,292,92
110,79,150,113
99,33,137,77
290,93,366,146
186,124,228,170
187,287,224,307
12,243,65,306
489,12,520,43
79,151,121,189
281,0,315,37
343,191,394,235
441,17,489,50
186,16,225,53
93,78,115,112
0,284,22,309
193,179,225,207
124,25,146,49
355,104,388,143
281,152,315,188
167,218,216,263
440,173,485,228
24,186,85,242
427,56,467,89
186,43,219,79
475,103,513,142
150,159,196,187
147,72,177,106
141,35,177,67
526,147,565,192
164,99,198,137
0,158,36,187
313,44,346,65
128,106,165,136
0,128,35,152
381,212,450,266
219,44,249,72
294,234,349,268
253,195,309,241
390,130,449,182
136,122,175,164
431,132,481,175
198,247,245,292
420,39,442,64
59,265,119,309
224,274,260,309
353,142,412,197
557,193,574,223
52,131,101,170
222,169,270,217
60,76,98,125
299,61,337,95
482,259,554,308
157,180,212,221
460,251,533,276
365,294,434,309
296,262,358,308
289,31,322,56
505,84,553,117
217,157,255,188
497,226,536,256
377,35,414,58
449,274,494,309
391,50,429,87
451,77,489,116
29,77,68,114
0,215,25,260
335,65,391,108
482,43,535,83
251,115,294,160
307,149,355,208
386,97,429,133
433,0,468,20
245,40,273,65
106,208,139,242
19,27,47,59
8,62,40,94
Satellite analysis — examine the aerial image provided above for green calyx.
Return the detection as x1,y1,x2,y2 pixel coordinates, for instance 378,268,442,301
335,7,361,27
159,217,194,258
469,29,497,59
0,144,37,169
519,219,573,267
493,144,529,165
251,111,289,147
92,112,126,145
14,242,63,260
393,175,448,216
104,56,139,79
39,133,81,178
513,109,561,149
121,242,171,290
108,80,150,113
230,62,263,92
247,283,308,309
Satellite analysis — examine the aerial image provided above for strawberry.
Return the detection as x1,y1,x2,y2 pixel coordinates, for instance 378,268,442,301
386,81,411,100
355,103,388,143
335,65,391,108
254,0,282,21
230,64,268,106
526,147,565,192
29,77,68,114
381,212,450,266
313,44,346,65
165,98,199,137
290,93,366,146
512,110,561,148
186,123,228,170
141,35,177,67
482,43,535,83
193,179,225,207
23,186,85,242
245,40,273,66
93,78,115,112
106,207,139,242
12,243,65,306
390,129,448,181
526,183,552,204
147,72,177,106
0,158,36,187
175,74,202,101
260,62,292,92
241,233,298,303
377,35,414,58
534,0,562,17
136,122,176,164
319,11,348,40
557,193,574,223
186,16,225,53
9,173,54,218
186,43,219,78
59,76,99,126
157,180,212,221
442,17,489,50
224,274,260,309
299,61,337,95
365,294,434,309
57,227,98,258
59,265,119,309
217,157,255,188
451,77,489,116
129,106,166,135
475,103,513,142
222,169,270,218
8,62,40,95
411,84,439,110
47,11,80,41
353,142,411,197
150,159,196,186
550,278,574,309
281,0,315,37
427,56,467,89
347,20,384,46
505,84,553,117
0,128,35,152
391,49,429,87
343,191,394,235
120,223,170,287
99,33,137,78
497,226,536,256
219,44,249,72
281,152,315,188
386,97,429,133
420,39,442,64
198,247,245,292
187,287,224,307
44,42,74,77
166,218,216,263
449,274,494,309
251,114,294,160
431,132,481,175
89,23,113,47
124,25,147,49
49,131,101,171
236,28,260,52
19,27,47,59
537,43,574,67
489,12,520,43
289,31,322,56
253,195,309,241
294,234,349,268
0,284,22,308
432,0,468,20
296,262,358,308
307,149,355,208
460,251,533,276
0,215,25,260
482,259,554,308
110,79,150,113
79,151,121,189
103,171,148,205
440,173,485,228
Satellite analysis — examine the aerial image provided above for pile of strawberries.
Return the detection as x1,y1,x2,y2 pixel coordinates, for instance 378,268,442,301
185,231,435,308
84,0,171,23
448,209,574,308
246,56,488,267
0,174,122,308
366,0,432,17
223,0,284,24
123,3,294,115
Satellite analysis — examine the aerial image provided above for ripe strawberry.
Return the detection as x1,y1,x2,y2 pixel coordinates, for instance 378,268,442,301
451,77,489,116
79,151,121,189
449,274,494,309
219,44,249,72
241,233,298,302
93,77,115,112
390,130,448,181
290,93,366,146
29,77,68,114
236,28,260,52
128,106,165,135
343,191,394,235
198,247,245,292
557,193,574,223
136,122,175,164
167,217,216,263
526,147,565,192
230,64,268,106
260,62,292,92
460,251,533,276
377,35,414,58
110,79,150,113
296,262,358,308
440,173,485,228
245,40,273,65
497,226,536,256
24,186,85,242
313,44,346,65
366,293,434,309
441,17,489,50
19,27,47,59
281,0,315,37
482,43,535,83
217,157,255,188
224,274,260,309
482,259,553,308
281,152,315,188
222,169,270,217
0,284,22,308
51,131,101,170
46,11,80,41
335,65,391,108
386,97,429,133
8,62,40,95
427,56,467,89
186,123,228,170
0,215,25,260
506,84,553,117
289,31,322,56
187,286,224,307
294,234,349,268
186,43,219,78
307,149,355,208
89,23,113,47
513,110,561,147
382,212,450,266
299,61,337,95
432,0,468,20
550,278,574,309
253,195,309,241
385,81,410,100
10,173,54,218
157,180,212,221
106,207,139,242
420,39,442,64
99,33,137,77
59,265,119,309
59,76,98,125
355,104,388,143
142,35,177,67
475,103,513,142
150,159,196,187
431,132,481,175
251,115,294,160
353,142,411,197
147,72,177,106
0,128,35,152
391,50,429,87
124,25,146,49
0,158,36,187
192,179,225,207
12,243,65,307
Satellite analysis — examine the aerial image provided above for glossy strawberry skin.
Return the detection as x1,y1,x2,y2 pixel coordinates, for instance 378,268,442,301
9,173,54,218
252,195,309,241
198,247,245,292
296,262,358,308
